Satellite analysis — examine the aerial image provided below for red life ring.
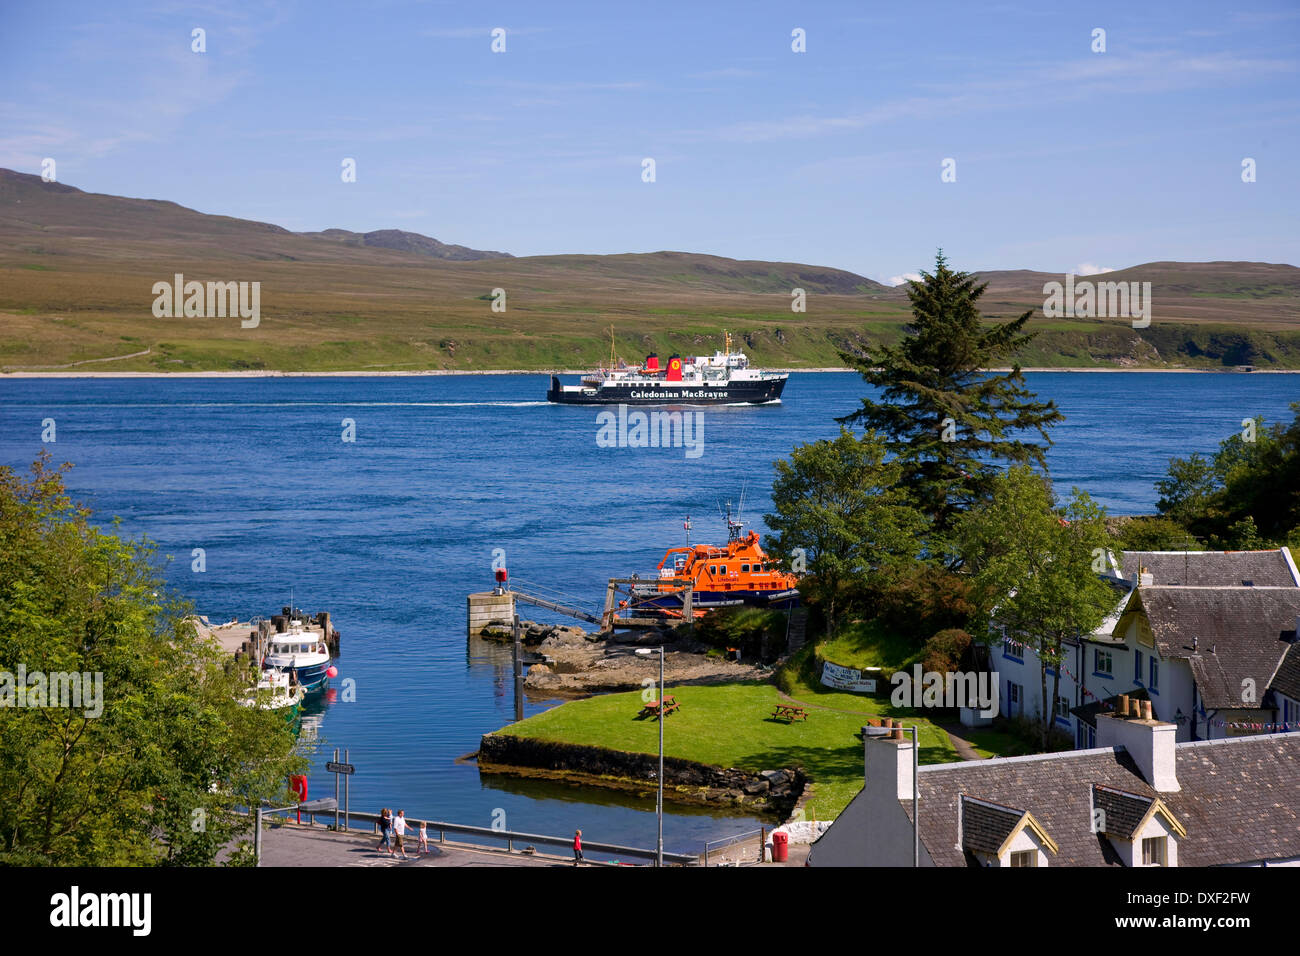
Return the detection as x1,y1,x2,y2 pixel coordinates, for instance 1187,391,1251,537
289,774,308,802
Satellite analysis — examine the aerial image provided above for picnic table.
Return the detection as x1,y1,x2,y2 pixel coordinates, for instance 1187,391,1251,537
771,704,808,723
639,696,680,719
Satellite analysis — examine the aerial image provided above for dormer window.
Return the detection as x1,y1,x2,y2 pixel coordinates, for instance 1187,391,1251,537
1093,785,1184,867
1142,836,1167,867
959,796,1058,868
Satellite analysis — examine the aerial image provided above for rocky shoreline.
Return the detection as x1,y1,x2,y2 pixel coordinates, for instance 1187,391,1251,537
478,619,768,695
477,733,807,819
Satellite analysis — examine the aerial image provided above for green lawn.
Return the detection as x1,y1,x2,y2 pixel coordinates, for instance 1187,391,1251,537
815,619,924,672
499,681,959,820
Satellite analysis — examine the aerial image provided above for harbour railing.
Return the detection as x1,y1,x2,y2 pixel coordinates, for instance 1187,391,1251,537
262,805,698,866
702,827,767,866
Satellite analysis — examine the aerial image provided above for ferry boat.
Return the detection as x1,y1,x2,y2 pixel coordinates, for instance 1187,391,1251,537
238,668,306,726
547,331,788,406
262,621,334,693
626,507,801,616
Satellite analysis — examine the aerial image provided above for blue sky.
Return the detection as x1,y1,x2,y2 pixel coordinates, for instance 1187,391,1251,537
2,0,1297,282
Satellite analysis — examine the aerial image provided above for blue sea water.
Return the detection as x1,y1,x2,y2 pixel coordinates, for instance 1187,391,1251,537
0,371,1295,854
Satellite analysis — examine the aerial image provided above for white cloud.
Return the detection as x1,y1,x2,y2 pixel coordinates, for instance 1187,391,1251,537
889,273,922,286
1075,263,1115,276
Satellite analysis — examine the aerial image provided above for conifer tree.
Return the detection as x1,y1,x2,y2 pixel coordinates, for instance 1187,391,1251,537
838,251,1063,539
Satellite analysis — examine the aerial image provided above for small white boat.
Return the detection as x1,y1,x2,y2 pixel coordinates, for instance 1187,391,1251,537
239,668,306,723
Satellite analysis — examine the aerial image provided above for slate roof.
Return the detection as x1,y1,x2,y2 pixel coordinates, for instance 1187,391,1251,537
1137,587,1300,708
960,797,1025,855
1122,550,1299,588
1272,644,1300,703
906,733,1300,867
1092,786,1153,839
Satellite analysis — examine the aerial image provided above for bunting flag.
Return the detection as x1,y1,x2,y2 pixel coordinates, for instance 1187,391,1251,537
1212,720,1298,731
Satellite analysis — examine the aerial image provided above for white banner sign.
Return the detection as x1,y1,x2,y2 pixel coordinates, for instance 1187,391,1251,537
821,661,876,694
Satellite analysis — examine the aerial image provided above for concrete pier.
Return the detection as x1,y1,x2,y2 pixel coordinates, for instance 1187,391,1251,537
195,608,338,667
468,590,515,637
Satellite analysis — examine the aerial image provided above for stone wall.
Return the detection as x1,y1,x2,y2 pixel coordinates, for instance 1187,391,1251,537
479,733,806,818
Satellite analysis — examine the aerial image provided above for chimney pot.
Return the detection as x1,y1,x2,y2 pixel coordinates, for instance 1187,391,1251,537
1118,694,1130,717
1142,700,1153,720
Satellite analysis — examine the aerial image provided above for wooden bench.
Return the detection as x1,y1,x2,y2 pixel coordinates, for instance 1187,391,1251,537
639,696,680,719
771,704,808,723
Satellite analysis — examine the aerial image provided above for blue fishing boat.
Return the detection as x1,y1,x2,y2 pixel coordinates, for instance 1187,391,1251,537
262,620,334,693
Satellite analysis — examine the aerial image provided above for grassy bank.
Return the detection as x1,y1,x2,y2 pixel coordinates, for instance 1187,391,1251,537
3,260,1299,372
499,681,957,820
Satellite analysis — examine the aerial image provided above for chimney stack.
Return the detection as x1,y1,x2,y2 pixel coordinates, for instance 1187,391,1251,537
1138,565,1154,587
1096,712,1180,792
865,725,916,802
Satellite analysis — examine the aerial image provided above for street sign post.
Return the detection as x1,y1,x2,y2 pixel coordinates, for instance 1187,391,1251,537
327,752,355,830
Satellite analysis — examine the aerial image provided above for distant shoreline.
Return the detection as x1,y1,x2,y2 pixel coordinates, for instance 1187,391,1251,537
1,366,1297,378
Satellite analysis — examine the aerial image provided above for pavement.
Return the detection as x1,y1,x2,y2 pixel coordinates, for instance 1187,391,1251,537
259,821,577,867
257,820,813,867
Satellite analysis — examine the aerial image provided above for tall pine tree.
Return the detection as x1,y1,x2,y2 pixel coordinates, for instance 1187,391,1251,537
837,251,1063,540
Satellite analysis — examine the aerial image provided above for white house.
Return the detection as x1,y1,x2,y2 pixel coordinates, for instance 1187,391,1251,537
807,707,1300,867
991,548,1300,748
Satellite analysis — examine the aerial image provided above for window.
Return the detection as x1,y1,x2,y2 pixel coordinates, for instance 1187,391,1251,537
1134,649,1144,683
1009,850,1037,868
1149,657,1159,693
741,564,750,573
708,565,716,575
1142,836,1167,866
1094,649,1113,676
1055,695,1071,724
1007,682,1021,716
1002,638,1023,662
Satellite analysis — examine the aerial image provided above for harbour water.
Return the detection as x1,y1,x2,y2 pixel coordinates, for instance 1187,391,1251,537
0,371,1295,853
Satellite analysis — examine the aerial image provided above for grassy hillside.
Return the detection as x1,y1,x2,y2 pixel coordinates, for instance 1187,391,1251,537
2,169,1298,372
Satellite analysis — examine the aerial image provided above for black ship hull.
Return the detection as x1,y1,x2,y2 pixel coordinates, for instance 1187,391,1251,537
547,375,786,405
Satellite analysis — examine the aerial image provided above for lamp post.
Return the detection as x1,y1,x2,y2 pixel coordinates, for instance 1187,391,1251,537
635,645,664,867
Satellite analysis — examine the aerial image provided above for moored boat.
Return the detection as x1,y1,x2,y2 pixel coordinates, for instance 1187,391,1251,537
626,506,801,617
238,668,306,726
262,621,334,693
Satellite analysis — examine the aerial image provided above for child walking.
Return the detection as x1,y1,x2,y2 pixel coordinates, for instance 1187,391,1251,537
417,820,429,855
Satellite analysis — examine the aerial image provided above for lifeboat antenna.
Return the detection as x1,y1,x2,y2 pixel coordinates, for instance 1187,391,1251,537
684,515,692,548
719,495,745,543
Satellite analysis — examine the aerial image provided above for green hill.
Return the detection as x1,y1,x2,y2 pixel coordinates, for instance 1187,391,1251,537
1,168,1297,373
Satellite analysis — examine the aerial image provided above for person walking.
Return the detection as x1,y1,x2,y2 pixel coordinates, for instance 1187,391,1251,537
573,828,584,866
376,808,392,854
417,820,429,855
392,810,411,859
